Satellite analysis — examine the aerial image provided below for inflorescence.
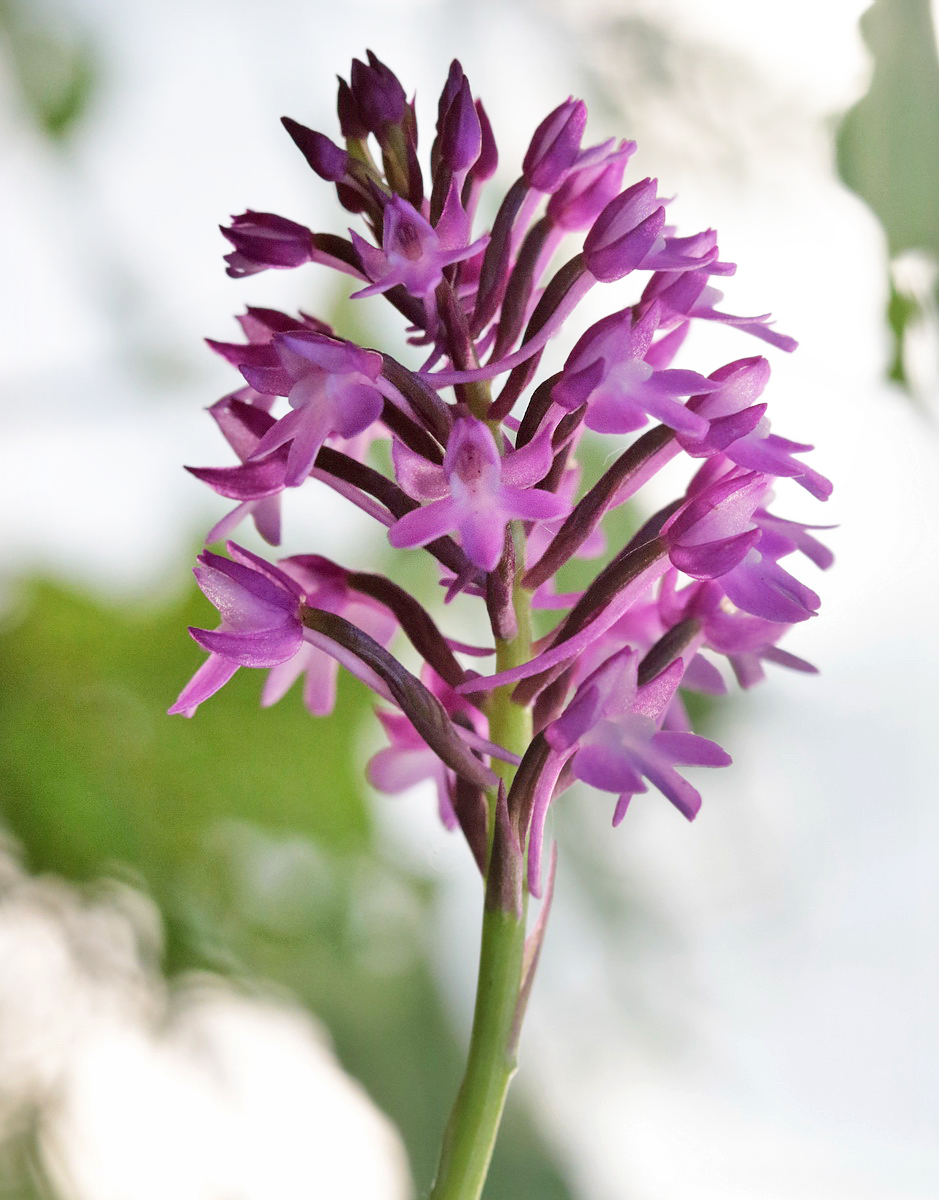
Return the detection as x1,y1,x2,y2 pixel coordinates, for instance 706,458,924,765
170,53,832,898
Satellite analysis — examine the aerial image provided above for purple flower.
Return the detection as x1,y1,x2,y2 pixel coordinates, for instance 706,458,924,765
261,556,397,715
718,543,820,625
675,357,832,500
175,55,833,931
664,458,830,622
389,418,569,571
657,572,818,687
207,307,332,411
719,502,832,624
546,649,731,823
553,303,716,437
169,548,399,719
662,467,769,579
583,182,721,283
169,544,306,716
546,139,636,231
350,186,488,302
190,397,286,545
641,268,798,352
240,332,384,486
582,178,666,281
221,211,315,278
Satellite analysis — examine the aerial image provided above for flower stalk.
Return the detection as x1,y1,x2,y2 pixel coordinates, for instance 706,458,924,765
432,552,533,1200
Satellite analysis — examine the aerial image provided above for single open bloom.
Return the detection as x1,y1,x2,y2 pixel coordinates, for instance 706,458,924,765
350,185,488,301
546,649,731,824
553,302,717,437
242,332,385,486
168,544,306,717
389,418,569,571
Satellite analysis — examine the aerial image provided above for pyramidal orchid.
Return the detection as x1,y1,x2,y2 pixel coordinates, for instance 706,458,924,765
172,54,832,1200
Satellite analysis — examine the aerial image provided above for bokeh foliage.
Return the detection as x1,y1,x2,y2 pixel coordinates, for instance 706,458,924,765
837,0,939,388
0,576,571,1198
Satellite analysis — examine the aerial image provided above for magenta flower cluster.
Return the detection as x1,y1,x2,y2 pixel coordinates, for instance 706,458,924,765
172,54,831,890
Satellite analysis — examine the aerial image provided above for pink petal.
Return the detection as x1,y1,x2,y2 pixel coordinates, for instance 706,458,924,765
168,654,239,716
388,498,459,550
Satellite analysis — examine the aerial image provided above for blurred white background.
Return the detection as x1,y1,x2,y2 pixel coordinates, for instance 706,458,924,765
1,0,937,1197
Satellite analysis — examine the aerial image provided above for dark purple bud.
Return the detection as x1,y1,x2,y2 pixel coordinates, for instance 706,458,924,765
281,117,349,181
440,76,482,172
583,178,666,282
221,211,315,277
472,100,498,181
350,51,407,133
522,98,587,193
437,60,464,126
336,76,368,139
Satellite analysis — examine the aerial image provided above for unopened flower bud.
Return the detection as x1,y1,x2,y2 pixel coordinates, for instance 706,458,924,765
350,50,407,133
583,178,666,281
281,117,348,181
221,211,315,277
522,98,587,193
336,75,368,139
440,75,482,173
472,100,498,181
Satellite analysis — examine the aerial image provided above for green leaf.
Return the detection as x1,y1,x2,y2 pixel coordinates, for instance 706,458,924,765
836,0,939,389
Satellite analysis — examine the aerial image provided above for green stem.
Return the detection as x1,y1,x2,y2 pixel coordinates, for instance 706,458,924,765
429,527,533,1200
429,899,528,1200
